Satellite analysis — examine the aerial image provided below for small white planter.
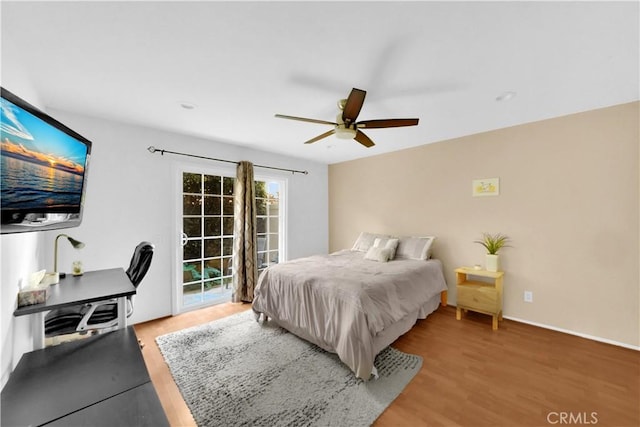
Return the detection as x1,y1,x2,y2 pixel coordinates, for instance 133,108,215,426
485,254,499,272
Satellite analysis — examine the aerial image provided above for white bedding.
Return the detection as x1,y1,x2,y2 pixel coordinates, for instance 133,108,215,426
251,249,448,379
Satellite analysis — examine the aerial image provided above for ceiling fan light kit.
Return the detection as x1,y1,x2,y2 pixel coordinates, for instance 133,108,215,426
335,127,357,139
275,88,419,148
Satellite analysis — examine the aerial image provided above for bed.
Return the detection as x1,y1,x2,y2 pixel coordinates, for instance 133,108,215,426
251,233,448,380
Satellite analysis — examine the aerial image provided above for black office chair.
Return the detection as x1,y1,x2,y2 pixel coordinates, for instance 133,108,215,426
44,242,155,338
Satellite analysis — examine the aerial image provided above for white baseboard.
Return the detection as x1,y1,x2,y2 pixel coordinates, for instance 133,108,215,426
504,315,640,351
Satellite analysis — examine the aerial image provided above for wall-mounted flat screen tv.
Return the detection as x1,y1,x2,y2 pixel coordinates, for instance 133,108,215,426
1,87,92,234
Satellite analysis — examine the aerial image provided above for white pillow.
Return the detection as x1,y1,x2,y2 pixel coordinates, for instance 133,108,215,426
351,232,390,252
372,237,399,259
364,246,392,262
396,236,436,260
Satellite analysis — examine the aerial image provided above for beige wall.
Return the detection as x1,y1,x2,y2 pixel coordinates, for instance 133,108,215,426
329,102,639,348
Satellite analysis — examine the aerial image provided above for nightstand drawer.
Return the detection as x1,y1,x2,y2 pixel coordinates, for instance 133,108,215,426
457,283,499,313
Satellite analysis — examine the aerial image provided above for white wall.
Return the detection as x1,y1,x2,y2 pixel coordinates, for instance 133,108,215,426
1,67,47,387
43,110,329,324
1,92,328,388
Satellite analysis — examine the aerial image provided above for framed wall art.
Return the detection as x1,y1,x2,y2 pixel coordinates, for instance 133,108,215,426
472,177,500,197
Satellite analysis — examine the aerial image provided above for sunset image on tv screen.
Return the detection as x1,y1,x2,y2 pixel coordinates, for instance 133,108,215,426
1,97,89,211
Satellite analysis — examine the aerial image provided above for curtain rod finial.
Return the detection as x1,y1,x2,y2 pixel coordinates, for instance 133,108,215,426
147,146,156,153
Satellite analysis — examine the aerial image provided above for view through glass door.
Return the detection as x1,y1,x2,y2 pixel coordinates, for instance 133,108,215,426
179,170,284,311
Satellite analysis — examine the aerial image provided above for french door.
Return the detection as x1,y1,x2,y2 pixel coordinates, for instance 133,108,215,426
176,166,285,313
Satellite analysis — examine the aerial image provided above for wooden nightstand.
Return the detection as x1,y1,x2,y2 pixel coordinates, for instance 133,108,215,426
455,267,504,330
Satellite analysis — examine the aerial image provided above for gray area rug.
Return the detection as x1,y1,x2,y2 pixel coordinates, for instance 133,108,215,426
156,310,422,426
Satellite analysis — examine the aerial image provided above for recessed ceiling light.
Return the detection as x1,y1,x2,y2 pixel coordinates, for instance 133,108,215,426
496,91,516,102
180,102,196,110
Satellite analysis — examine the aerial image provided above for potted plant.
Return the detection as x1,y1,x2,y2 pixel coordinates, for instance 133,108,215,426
474,233,511,272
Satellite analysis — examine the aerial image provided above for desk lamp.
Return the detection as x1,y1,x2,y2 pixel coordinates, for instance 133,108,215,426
53,234,85,282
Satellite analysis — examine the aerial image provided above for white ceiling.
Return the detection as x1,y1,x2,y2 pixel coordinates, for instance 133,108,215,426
2,1,638,165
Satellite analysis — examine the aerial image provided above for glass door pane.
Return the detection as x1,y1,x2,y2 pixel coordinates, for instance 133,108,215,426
181,171,234,309
256,180,280,274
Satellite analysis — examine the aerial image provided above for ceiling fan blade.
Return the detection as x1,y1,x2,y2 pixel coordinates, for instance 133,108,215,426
354,130,375,148
356,118,419,129
275,114,337,126
304,129,336,145
342,88,366,125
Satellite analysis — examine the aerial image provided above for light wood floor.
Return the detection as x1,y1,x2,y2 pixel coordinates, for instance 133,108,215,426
134,303,640,427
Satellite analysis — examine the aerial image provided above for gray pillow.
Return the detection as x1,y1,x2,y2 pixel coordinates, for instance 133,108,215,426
364,246,392,262
372,237,399,259
351,232,390,252
396,236,436,260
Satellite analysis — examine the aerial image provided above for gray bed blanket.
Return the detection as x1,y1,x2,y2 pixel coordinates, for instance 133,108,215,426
252,250,447,379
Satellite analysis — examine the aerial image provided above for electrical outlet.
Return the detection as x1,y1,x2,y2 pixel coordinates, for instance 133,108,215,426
524,291,533,303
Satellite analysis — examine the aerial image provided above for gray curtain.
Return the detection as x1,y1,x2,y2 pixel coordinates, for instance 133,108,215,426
232,161,257,302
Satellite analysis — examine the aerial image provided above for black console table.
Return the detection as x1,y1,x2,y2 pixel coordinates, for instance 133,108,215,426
14,268,136,350
1,327,168,427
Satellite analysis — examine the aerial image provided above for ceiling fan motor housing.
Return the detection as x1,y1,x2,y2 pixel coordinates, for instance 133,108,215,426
335,113,357,139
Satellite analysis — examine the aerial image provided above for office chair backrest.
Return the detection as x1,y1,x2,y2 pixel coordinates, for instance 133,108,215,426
126,242,155,288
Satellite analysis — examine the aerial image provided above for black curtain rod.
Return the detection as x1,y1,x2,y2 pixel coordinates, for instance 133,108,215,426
147,146,308,175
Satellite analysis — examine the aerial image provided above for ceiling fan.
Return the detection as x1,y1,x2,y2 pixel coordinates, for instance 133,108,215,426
275,88,419,148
